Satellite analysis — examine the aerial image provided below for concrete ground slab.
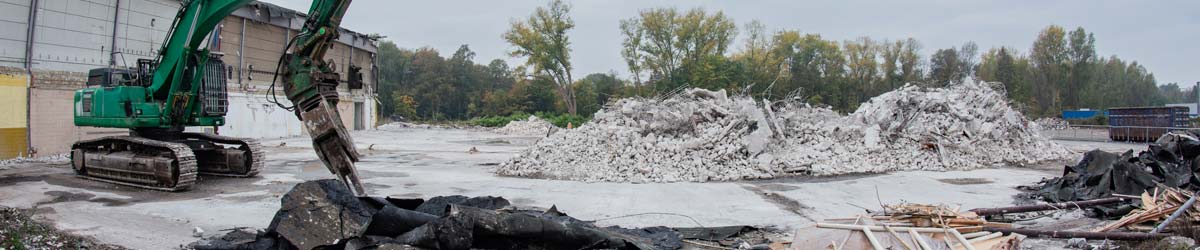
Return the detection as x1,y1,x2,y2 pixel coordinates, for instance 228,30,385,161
0,126,1087,249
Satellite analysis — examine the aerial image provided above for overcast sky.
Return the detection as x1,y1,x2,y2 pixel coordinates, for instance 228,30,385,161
264,0,1198,86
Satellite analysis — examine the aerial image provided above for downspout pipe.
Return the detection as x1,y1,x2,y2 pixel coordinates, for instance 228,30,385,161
24,0,39,156
237,18,245,89
109,0,120,66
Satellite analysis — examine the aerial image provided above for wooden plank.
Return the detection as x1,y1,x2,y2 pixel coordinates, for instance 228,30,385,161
817,223,957,233
948,228,977,250
861,226,886,250
909,228,933,250
967,232,1004,243
882,224,915,250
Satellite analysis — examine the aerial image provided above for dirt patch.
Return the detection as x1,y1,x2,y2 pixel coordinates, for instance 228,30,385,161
937,178,994,185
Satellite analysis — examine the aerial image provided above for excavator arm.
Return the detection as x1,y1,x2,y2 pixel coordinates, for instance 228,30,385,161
278,0,367,196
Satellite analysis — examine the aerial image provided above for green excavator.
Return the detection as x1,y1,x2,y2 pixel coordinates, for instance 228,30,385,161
70,0,366,195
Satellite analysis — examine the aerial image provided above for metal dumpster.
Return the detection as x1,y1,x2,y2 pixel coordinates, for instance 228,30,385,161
1107,106,1190,142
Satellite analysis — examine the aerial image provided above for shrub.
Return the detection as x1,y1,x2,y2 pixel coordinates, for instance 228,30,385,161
469,112,531,127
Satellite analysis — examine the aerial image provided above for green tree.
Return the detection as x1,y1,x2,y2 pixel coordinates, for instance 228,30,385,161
1065,27,1096,109
504,0,578,115
844,37,879,102
733,20,786,97
897,38,924,84
928,48,961,86
977,47,1032,105
772,31,847,109
1030,25,1068,115
619,18,646,95
620,7,737,90
391,93,418,120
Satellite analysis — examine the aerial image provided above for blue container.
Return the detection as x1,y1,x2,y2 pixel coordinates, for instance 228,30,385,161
1061,110,1100,120
1107,106,1190,142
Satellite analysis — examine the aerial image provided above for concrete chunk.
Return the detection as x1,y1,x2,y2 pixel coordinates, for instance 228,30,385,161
267,179,378,250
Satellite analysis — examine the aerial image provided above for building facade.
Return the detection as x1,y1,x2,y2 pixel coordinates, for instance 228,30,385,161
0,0,378,159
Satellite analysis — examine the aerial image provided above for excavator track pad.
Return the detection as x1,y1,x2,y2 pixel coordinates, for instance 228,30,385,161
71,136,198,191
70,132,264,191
183,133,265,177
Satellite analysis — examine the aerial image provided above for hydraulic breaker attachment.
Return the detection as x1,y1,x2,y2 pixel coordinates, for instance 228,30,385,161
279,0,363,196
298,97,366,196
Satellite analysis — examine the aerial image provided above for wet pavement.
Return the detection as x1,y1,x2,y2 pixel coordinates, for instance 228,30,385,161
0,126,1081,249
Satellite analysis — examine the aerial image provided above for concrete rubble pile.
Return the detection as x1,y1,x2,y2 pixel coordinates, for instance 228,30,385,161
497,81,1071,182
0,153,69,168
1032,117,1069,131
494,116,555,136
379,122,474,130
193,180,781,250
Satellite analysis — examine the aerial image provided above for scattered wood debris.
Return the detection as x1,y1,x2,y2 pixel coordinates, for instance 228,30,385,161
1096,185,1200,233
795,203,1024,250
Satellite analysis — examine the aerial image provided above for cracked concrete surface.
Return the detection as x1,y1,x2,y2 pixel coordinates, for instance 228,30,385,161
0,126,1071,249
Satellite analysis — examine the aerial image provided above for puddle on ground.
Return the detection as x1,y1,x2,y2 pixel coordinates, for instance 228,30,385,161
364,183,392,190
741,184,816,222
393,192,423,198
755,183,801,191
38,191,132,207
937,178,994,185
449,138,540,147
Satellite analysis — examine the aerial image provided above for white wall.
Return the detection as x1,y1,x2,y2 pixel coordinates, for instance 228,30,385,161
186,92,377,139
219,92,304,139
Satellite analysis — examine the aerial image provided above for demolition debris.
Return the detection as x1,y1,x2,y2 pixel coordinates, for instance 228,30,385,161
192,179,786,250
497,81,1071,182
494,116,556,136
1034,131,1200,208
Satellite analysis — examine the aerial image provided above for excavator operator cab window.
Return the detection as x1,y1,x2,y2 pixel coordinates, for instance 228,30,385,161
86,68,135,87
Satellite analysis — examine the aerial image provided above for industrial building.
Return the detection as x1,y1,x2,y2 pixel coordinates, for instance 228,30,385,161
0,0,379,159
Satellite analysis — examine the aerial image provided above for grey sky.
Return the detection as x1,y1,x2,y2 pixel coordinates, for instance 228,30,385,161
265,0,1198,86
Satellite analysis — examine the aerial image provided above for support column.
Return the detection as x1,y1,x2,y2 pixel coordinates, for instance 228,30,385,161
23,0,39,157
237,18,245,89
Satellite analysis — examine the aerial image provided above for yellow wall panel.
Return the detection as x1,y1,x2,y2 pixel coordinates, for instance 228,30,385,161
0,74,27,129
0,128,27,159
0,74,25,87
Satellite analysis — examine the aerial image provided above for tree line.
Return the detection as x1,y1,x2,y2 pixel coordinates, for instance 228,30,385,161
376,0,1184,122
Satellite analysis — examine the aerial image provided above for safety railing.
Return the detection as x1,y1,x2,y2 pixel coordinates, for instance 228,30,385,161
1043,125,1195,143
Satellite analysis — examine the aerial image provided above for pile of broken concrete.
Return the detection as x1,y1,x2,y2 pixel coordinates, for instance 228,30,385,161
494,116,556,136
497,81,1071,182
192,180,777,250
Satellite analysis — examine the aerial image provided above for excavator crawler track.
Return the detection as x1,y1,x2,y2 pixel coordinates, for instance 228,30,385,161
71,136,197,192
183,133,264,177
